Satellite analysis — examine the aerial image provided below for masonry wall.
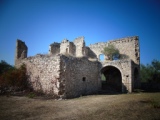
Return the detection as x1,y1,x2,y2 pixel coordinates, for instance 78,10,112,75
131,62,140,89
49,42,60,55
15,55,62,97
15,54,102,98
15,39,28,65
89,36,140,65
102,60,133,92
14,36,140,98
89,42,108,59
60,56,101,98
60,40,76,56
73,37,86,57
109,36,140,65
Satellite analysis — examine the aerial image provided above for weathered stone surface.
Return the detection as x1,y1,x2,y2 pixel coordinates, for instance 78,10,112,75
16,54,61,96
60,56,101,98
101,60,140,92
89,36,140,65
15,39,28,65
49,42,60,55
14,36,140,98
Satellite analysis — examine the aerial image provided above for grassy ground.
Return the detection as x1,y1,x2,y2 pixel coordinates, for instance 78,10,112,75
0,92,160,120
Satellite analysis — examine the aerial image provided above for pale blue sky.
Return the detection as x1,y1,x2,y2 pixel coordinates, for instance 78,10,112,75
0,0,160,65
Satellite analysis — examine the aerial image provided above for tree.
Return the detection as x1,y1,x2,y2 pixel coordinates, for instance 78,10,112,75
102,44,119,60
140,59,160,83
152,59,160,72
0,60,14,74
0,60,29,94
140,64,154,82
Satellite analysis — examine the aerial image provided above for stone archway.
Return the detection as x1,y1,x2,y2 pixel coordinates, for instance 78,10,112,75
101,66,122,93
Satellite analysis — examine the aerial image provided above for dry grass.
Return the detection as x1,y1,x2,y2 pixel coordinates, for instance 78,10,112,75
0,93,160,120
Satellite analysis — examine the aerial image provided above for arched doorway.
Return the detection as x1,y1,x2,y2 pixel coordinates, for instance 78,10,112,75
134,68,139,89
101,66,122,93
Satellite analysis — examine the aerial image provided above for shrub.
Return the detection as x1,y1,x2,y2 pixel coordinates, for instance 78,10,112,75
102,44,119,60
140,59,160,83
0,62,29,94
0,60,14,74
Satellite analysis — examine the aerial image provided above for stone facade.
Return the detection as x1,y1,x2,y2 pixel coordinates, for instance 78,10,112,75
15,36,140,98
60,56,101,98
89,36,140,64
101,60,140,93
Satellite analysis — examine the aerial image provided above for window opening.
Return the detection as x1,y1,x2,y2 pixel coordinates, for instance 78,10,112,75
66,48,69,54
82,77,86,82
99,54,105,61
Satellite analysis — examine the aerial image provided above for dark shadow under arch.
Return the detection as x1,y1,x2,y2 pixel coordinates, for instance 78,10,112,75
134,68,139,89
101,66,122,93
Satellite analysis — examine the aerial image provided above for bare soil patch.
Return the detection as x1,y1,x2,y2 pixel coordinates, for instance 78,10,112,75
0,93,160,120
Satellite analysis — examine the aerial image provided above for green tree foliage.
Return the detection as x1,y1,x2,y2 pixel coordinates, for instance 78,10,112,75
0,60,29,93
102,44,119,60
140,59,160,83
0,60,14,74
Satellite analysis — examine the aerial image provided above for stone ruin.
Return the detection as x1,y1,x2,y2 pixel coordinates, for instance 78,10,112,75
15,36,140,98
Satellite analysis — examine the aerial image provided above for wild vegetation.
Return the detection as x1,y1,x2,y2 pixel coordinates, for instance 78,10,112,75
102,44,129,60
0,60,29,94
102,44,120,60
140,59,160,92
0,93,160,120
140,59,160,83
0,59,160,119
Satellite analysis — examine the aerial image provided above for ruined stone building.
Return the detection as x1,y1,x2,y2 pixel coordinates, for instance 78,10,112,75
15,36,140,98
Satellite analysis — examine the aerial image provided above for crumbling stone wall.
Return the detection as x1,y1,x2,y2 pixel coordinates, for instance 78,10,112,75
89,36,140,65
49,42,60,55
15,36,140,98
15,39,28,65
101,60,132,92
60,56,101,98
50,37,85,57
89,42,108,60
73,37,86,57
60,39,75,56
15,54,101,98
16,54,62,96
101,60,140,92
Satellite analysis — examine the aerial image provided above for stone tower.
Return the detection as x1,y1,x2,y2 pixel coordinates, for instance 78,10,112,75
60,39,75,56
15,39,28,65
49,42,60,55
73,36,86,57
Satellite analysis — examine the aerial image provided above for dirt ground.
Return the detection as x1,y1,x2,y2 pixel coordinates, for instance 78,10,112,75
0,92,160,120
